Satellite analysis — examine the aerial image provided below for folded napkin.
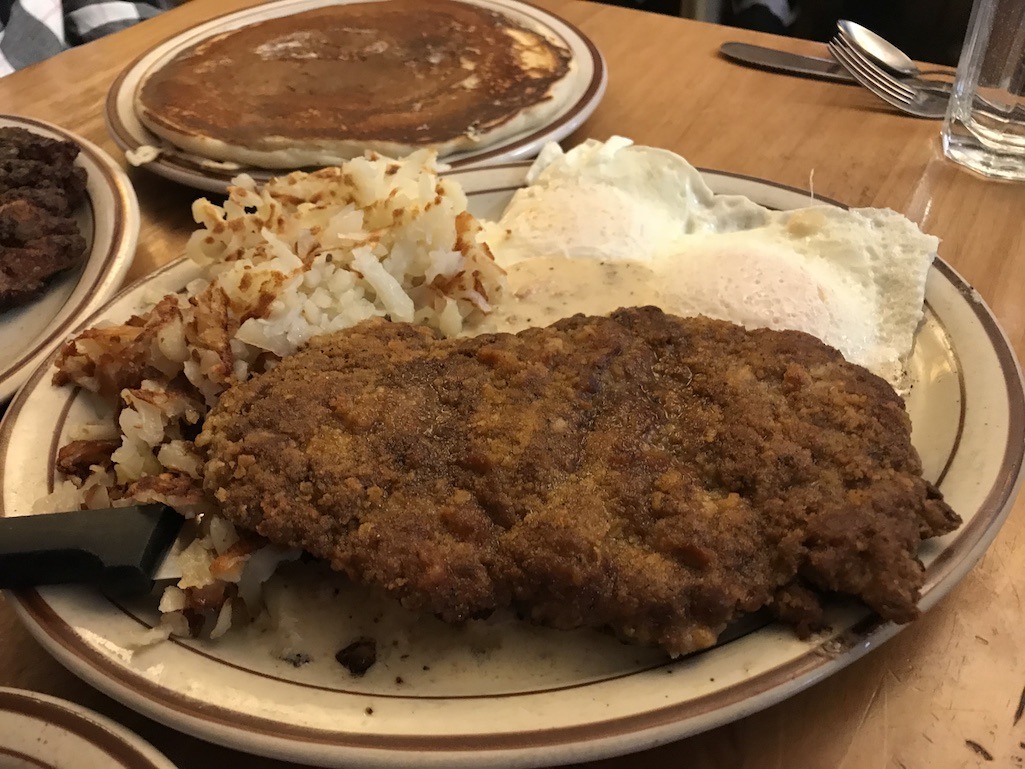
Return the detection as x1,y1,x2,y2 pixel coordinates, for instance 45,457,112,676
0,0,171,76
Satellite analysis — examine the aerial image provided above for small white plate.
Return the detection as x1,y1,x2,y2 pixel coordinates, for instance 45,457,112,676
0,687,176,769
1,165,1022,768
105,0,607,194
0,116,139,404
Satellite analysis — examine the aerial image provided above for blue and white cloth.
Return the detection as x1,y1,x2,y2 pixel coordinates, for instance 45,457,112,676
0,0,171,76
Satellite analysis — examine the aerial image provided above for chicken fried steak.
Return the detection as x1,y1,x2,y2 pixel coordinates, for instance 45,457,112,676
200,307,959,656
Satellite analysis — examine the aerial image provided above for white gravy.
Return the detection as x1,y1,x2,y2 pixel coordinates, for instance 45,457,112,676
481,256,666,334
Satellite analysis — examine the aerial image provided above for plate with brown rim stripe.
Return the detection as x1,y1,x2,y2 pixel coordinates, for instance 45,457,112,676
0,163,1022,767
0,688,176,769
104,0,607,194
0,115,140,405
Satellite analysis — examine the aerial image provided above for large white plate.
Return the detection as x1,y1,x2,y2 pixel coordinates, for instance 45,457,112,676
1,164,1022,768
0,687,176,769
0,115,139,403
105,0,607,194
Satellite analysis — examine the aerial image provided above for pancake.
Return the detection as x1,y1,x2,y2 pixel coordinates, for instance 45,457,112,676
135,0,576,168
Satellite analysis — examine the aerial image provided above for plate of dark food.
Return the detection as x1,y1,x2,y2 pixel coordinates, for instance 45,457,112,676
1,139,1021,768
0,115,139,404
105,0,606,193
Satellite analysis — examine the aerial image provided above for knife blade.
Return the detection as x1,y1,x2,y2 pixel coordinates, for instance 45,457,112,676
720,41,856,84
0,504,184,595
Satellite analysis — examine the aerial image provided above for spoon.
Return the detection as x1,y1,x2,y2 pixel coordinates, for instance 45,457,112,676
838,20,955,80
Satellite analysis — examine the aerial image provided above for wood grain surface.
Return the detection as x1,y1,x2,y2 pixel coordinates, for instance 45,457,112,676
1,1,1024,767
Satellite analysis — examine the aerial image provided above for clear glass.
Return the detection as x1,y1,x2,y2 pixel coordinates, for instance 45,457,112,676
941,0,1025,181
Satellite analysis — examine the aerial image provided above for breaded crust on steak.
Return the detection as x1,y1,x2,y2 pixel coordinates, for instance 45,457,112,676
200,308,960,656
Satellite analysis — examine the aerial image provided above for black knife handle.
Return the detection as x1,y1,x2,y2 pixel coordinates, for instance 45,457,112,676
0,503,183,595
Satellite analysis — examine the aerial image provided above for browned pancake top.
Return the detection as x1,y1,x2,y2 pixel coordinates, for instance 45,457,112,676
138,0,573,149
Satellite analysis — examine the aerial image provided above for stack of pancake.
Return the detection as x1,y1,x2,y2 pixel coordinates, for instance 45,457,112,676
135,0,576,168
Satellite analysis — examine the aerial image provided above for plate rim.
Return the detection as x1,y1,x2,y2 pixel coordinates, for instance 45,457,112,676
103,0,607,193
0,114,140,403
2,165,1023,765
0,687,177,769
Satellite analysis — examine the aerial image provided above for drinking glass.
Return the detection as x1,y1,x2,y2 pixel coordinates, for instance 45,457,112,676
941,0,1025,181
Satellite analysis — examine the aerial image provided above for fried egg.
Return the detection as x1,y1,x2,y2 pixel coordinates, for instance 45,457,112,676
483,138,937,389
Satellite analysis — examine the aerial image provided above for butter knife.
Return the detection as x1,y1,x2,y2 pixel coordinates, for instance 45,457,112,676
720,42,855,84
0,504,184,594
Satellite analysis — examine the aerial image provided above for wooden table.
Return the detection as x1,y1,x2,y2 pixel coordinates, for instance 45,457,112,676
2,2,1024,767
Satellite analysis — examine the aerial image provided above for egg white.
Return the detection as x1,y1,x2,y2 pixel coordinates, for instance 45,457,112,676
483,138,937,390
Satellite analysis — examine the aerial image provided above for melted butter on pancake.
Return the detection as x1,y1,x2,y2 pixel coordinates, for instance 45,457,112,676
136,0,575,167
